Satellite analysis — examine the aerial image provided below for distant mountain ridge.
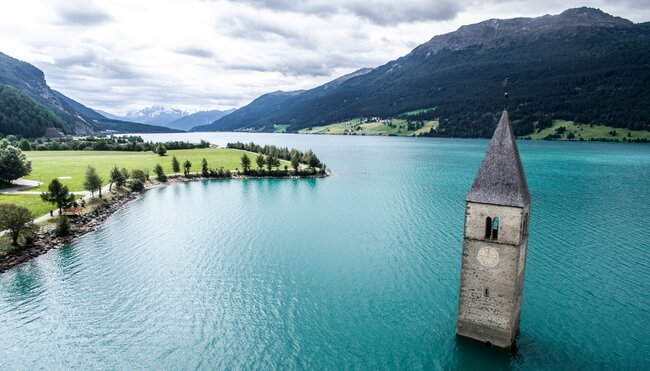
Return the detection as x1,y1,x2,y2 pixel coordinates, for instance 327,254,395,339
195,7,650,136
166,109,235,131
193,68,372,132
192,91,304,132
122,106,189,126
50,93,183,134
99,105,236,131
95,109,121,120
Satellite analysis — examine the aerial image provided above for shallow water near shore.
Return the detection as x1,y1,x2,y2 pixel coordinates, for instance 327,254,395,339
1,133,649,369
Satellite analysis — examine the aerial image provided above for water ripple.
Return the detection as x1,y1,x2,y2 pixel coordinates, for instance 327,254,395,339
0,136,649,369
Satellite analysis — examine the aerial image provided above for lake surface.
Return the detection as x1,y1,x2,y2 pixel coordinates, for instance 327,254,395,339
1,133,649,369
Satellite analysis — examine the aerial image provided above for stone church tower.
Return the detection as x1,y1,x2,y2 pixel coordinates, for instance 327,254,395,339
456,109,531,349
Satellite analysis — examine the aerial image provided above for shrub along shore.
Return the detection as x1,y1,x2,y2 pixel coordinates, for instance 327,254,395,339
0,190,138,273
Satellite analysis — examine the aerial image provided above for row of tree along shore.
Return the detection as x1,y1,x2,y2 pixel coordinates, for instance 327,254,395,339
226,141,324,169
0,134,210,152
37,150,327,222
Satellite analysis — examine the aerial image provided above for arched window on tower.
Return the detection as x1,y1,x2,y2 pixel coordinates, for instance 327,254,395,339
523,214,529,237
492,217,500,240
484,217,492,239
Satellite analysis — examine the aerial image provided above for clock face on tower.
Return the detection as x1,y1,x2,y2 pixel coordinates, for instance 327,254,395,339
477,246,499,267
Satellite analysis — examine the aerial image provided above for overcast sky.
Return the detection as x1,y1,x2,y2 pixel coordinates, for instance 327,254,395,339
0,0,648,114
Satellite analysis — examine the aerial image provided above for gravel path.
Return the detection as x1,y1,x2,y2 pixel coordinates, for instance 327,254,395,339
0,179,42,193
1,181,110,237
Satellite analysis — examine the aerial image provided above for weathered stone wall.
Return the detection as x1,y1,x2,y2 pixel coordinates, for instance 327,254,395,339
457,240,518,344
464,202,528,246
512,239,528,335
456,202,530,348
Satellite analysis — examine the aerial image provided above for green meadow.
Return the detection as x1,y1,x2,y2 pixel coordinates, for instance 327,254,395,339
398,107,436,117
527,120,650,141
24,148,283,192
299,118,437,136
0,148,289,218
301,116,650,141
273,124,290,133
0,194,52,217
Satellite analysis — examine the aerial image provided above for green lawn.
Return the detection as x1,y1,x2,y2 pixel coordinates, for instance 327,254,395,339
0,194,53,217
273,124,290,133
527,120,650,141
23,148,281,192
0,148,289,217
299,118,437,136
399,107,436,117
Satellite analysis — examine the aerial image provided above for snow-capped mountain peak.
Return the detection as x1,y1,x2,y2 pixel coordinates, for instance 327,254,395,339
123,106,190,126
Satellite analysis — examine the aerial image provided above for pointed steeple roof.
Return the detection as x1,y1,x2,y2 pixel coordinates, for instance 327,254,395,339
466,110,531,208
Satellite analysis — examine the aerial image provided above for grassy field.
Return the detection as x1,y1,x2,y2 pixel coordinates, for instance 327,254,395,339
273,124,290,133
0,148,289,217
0,194,52,217
299,118,437,136
398,107,435,117
527,120,650,141
23,148,282,192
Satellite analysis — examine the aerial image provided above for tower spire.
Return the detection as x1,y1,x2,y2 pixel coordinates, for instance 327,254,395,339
465,109,530,207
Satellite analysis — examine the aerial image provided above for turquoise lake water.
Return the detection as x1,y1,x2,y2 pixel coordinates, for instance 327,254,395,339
1,134,649,369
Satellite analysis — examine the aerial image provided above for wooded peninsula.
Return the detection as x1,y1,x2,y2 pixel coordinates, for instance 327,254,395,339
0,137,329,271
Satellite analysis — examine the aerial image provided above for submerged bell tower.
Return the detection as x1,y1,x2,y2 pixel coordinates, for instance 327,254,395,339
456,103,531,349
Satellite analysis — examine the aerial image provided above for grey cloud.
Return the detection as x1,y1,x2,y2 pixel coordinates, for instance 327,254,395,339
228,51,373,77
229,61,329,76
232,0,463,24
280,61,332,76
57,8,113,26
176,47,215,58
230,0,338,16
53,51,98,68
46,52,143,81
227,63,276,73
623,0,650,9
116,85,246,102
99,61,141,80
347,1,462,24
219,14,317,48
48,55,249,104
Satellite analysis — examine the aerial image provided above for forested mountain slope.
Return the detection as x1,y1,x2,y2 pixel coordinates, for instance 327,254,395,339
200,8,650,137
0,85,68,138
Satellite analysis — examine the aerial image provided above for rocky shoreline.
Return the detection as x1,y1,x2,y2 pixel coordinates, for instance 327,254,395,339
0,172,329,274
0,191,139,274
